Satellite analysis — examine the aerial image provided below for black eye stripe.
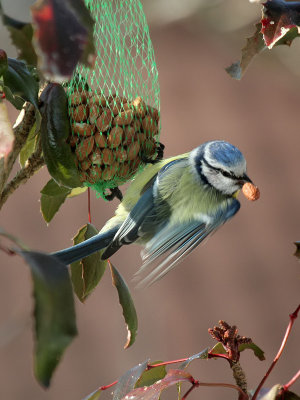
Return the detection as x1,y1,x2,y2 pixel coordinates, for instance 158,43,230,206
202,158,236,179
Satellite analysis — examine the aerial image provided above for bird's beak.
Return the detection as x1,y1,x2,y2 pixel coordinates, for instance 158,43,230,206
238,174,252,186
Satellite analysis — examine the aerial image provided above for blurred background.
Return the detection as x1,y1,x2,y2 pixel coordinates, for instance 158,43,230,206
0,1,299,399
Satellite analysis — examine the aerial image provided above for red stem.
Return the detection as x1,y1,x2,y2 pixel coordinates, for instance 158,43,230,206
182,382,199,400
98,379,118,391
282,369,300,392
252,304,300,400
88,187,91,224
147,358,189,369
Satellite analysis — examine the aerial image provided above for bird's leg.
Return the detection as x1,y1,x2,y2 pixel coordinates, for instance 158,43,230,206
104,186,123,202
141,142,165,164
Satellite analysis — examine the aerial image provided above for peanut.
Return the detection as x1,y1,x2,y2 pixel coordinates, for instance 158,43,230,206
94,131,107,148
75,136,94,161
102,162,119,181
70,91,88,105
142,115,158,136
80,158,92,171
89,104,102,124
127,141,140,161
72,122,93,136
96,108,113,132
115,148,127,163
242,182,260,201
71,104,89,122
89,149,103,165
123,126,135,145
87,166,102,183
107,126,123,148
89,94,107,107
102,148,114,165
113,109,134,126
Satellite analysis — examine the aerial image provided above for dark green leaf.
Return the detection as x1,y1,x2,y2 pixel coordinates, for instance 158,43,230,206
71,223,107,302
294,242,300,259
135,361,166,388
19,250,77,387
0,48,8,76
0,3,37,66
82,388,102,400
40,179,71,223
2,57,38,109
178,349,209,370
283,391,300,400
110,263,138,349
239,342,265,361
39,83,81,188
113,360,148,400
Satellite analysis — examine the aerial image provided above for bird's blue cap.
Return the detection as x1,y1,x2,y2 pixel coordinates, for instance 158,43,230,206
207,141,245,168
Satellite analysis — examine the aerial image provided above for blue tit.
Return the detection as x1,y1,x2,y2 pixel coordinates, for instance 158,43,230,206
52,140,258,287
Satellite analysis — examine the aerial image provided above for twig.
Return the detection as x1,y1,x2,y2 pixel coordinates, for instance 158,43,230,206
0,103,36,195
252,305,300,400
0,140,44,209
282,369,300,392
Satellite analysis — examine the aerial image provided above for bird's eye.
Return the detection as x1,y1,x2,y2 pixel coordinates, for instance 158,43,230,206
221,170,233,178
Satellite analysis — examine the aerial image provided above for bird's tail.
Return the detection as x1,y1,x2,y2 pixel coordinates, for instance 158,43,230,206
51,226,120,265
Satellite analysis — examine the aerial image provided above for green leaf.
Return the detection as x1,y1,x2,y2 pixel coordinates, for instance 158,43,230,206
82,388,102,400
110,263,138,349
39,83,81,188
19,250,77,387
68,186,88,198
113,360,149,400
294,242,300,260
0,3,37,66
19,122,38,167
71,224,107,302
239,342,265,361
2,58,38,109
135,361,166,388
210,342,227,355
40,179,71,223
256,384,282,400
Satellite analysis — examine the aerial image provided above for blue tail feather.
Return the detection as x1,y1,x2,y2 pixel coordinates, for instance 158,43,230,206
51,226,120,265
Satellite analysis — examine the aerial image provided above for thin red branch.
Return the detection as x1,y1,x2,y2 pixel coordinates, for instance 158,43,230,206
252,305,300,400
98,379,118,391
282,369,300,392
88,187,92,224
182,382,199,400
147,358,189,369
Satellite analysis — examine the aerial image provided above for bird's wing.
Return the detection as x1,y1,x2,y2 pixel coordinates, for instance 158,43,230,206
134,198,241,288
102,158,188,260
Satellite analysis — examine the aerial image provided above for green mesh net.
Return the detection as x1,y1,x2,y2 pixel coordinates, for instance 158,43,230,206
66,0,160,198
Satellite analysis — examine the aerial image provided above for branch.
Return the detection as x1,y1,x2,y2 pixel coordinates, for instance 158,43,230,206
252,305,300,400
0,141,44,209
0,103,36,196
